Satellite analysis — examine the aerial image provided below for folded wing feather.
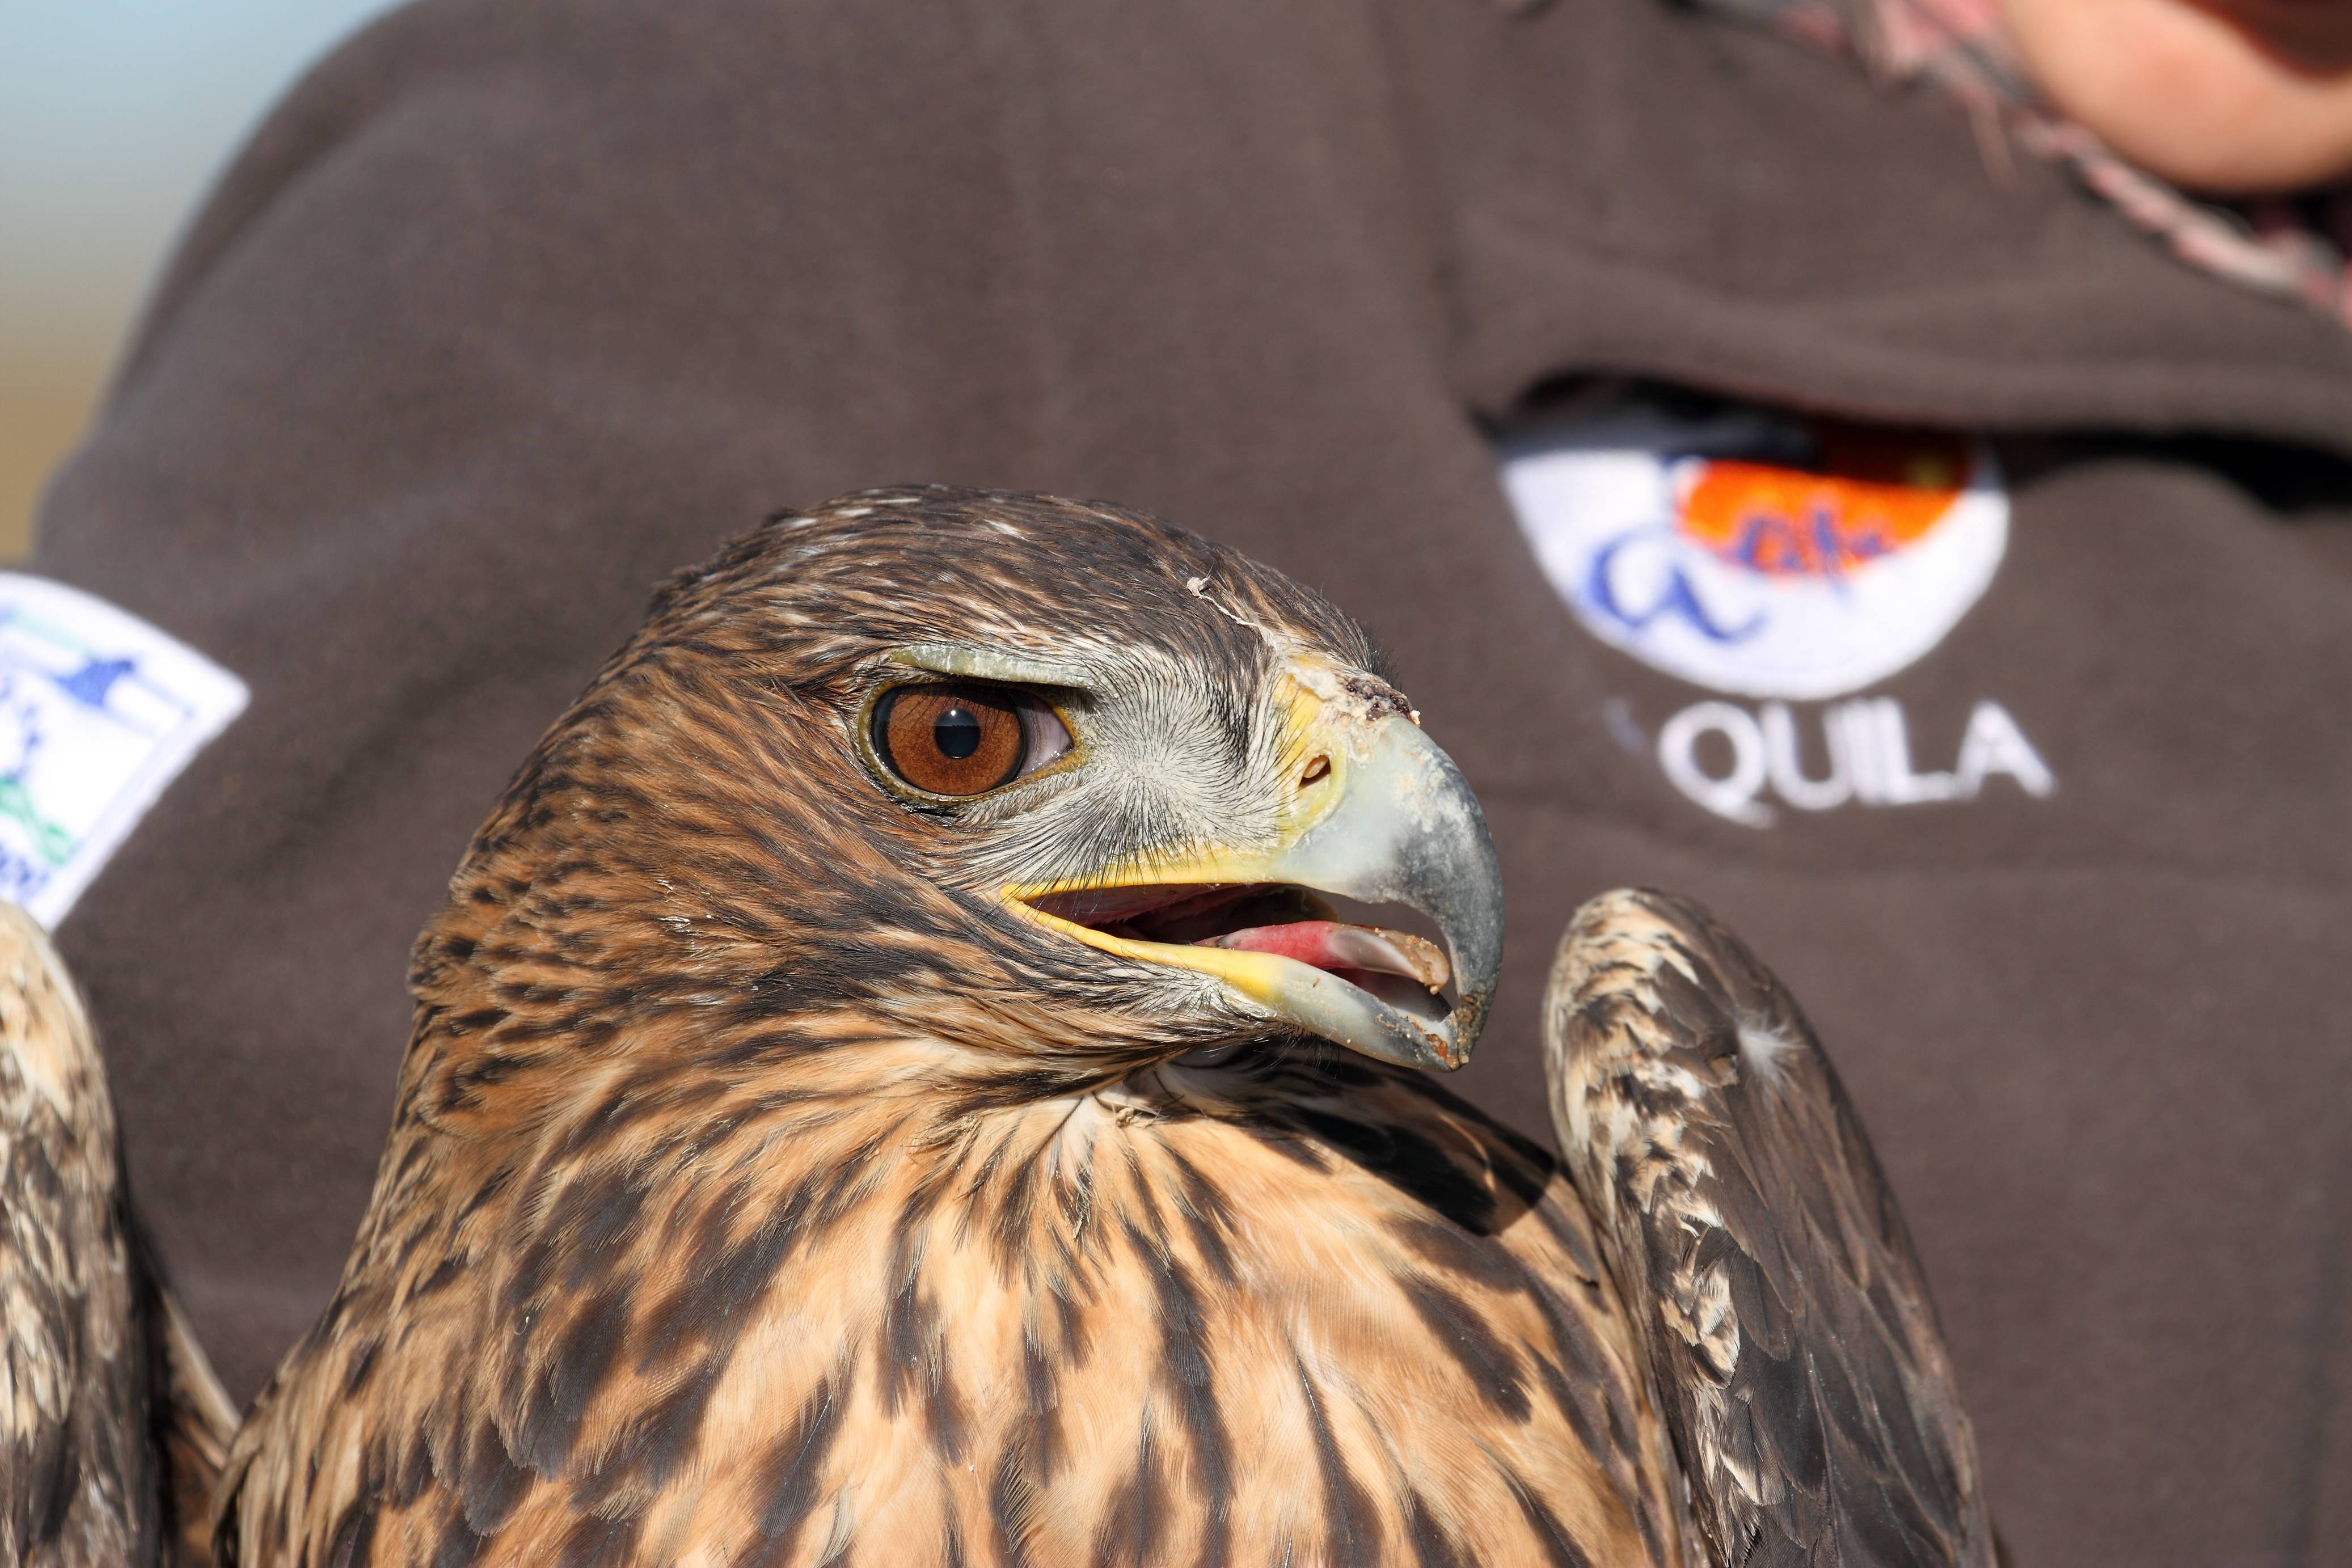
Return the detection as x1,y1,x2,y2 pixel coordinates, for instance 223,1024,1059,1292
1543,889,1999,1568
0,905,235,1568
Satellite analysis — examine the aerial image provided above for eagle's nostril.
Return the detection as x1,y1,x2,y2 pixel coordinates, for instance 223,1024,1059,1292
1299,755,1331,787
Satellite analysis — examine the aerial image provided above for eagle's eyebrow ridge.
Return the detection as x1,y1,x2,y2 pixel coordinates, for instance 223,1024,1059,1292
887,643,1100,687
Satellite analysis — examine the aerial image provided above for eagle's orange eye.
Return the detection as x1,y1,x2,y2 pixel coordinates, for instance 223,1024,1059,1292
873,683,1069,796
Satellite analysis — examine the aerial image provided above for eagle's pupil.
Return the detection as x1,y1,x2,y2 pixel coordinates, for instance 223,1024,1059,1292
934,706,983,759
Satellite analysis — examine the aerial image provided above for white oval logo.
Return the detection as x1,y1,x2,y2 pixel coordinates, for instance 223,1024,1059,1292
1501,407,2007,700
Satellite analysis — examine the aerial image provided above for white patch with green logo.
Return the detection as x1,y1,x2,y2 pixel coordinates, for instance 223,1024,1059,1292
0,574,247,926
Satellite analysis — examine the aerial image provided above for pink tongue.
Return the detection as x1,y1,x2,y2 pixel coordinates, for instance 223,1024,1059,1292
1201,920,1450,991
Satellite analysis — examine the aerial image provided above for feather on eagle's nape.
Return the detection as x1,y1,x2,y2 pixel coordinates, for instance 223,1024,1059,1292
217,488,1690,1568
1543,889,1999,1568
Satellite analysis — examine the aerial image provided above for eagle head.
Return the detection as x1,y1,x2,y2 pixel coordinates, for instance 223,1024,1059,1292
405,486,1503,1126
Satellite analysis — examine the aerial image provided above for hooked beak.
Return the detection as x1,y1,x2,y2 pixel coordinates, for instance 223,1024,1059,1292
1007,675,1503,1071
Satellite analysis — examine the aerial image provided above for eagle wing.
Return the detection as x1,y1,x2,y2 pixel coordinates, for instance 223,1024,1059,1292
1543,889,1997,1568
0,903,235,1567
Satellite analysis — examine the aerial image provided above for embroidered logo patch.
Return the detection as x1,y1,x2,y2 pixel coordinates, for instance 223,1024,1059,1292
1501,403,2053,827
1500,406,2007,700
0,575,247,925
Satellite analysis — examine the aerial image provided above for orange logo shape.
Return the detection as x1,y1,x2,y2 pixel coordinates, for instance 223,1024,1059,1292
1678,425,1973,579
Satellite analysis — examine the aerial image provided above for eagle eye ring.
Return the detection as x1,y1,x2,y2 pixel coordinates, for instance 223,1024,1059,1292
868,682,1072,797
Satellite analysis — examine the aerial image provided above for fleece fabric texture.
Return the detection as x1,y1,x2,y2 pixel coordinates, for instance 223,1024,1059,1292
33,0,2352,1561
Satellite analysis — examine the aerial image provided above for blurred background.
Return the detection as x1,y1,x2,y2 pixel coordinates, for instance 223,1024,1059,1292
1,0,403,559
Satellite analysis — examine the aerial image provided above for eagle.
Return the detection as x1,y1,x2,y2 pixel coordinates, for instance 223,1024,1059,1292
1,486,1993,1566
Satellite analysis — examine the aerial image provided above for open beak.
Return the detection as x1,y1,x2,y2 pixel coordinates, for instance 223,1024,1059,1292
1007,677,1503,1071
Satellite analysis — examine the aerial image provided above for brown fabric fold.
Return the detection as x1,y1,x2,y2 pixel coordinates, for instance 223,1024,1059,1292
32,1,2352,1560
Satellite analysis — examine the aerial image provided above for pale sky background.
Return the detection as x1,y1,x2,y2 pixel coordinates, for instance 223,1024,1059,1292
1,0,406,555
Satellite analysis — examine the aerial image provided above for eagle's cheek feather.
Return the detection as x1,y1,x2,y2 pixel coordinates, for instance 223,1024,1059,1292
1005,662,1503,1073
